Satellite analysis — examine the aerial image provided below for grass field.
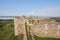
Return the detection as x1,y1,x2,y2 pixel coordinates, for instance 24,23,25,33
34,35,60,40
0,19,19,40
0,19,60,40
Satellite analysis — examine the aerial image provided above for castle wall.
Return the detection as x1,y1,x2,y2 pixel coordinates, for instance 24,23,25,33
14,17,25,35
14,17,60,38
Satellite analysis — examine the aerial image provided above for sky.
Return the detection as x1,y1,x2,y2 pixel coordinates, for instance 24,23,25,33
0,0,60,17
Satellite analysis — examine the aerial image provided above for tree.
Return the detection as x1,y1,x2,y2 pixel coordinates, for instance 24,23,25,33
37,20,40,24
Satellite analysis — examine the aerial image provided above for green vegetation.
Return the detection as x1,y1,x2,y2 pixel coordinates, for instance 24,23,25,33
34,35,60,40
0,19,19,40
0,19,60,40
25,22,33,40
50,17,60,22
18,34,24,40
56,20,60,22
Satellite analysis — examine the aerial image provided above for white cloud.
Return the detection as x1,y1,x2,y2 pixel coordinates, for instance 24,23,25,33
18,7,60,17
44,7,60,13
17,7,60,16
35,7,60,17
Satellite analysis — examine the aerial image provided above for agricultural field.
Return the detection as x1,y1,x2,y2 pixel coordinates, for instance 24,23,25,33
0,19,60,40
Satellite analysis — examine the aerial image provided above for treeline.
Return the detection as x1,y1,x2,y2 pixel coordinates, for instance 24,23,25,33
50,17,60,22
0,19,14,30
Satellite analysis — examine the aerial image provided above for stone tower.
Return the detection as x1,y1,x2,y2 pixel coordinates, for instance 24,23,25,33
14,16,27,40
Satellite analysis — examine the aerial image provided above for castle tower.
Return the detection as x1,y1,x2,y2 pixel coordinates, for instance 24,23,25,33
14,16,27,40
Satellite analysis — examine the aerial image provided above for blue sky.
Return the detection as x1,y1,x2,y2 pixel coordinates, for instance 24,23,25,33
0,0,60,17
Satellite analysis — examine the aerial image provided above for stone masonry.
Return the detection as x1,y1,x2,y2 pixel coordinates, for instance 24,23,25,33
14,16,60,38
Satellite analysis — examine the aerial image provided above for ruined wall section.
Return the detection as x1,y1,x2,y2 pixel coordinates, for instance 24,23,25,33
14,17,60,38
14,17,25,35
28,18,60,38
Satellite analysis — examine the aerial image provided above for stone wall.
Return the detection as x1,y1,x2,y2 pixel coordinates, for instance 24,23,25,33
14,16,60,38
14,16,27,40
14,17,25,35
28,18,60,38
